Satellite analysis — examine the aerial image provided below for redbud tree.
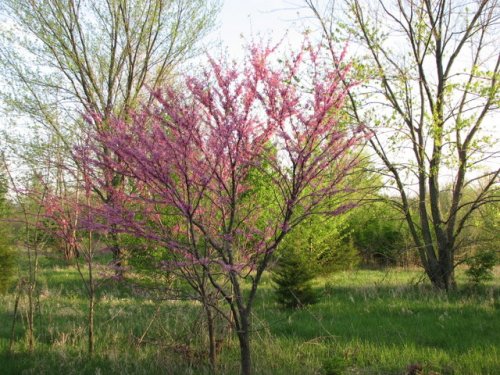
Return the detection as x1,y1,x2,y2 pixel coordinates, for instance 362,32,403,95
80,42,365,374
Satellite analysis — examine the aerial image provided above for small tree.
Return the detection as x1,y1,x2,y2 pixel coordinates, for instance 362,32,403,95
2,164,50,352
81,42,364,374
273,246,319,308
42,184,100,356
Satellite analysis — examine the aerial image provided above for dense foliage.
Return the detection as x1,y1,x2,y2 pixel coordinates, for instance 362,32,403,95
346,202,409,266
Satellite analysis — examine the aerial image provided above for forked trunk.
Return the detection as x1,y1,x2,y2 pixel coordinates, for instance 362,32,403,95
425,246,455,291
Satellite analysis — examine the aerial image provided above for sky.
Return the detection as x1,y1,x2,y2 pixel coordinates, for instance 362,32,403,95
210,0,312,57
2,0,497,183
209,0,499,187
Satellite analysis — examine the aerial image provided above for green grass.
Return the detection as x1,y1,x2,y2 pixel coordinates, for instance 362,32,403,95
0,256,498,374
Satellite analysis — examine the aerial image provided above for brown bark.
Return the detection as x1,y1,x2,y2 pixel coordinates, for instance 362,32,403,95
236,314,251,375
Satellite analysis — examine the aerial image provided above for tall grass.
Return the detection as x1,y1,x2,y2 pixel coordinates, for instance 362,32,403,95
0,257,498,374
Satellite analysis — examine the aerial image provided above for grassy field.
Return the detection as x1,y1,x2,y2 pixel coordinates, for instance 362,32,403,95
0,256,498,375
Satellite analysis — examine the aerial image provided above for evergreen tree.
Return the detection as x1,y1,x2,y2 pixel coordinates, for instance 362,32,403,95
273,247,318,308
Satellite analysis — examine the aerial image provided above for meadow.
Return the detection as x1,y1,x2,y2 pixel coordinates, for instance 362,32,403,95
0,255,498,375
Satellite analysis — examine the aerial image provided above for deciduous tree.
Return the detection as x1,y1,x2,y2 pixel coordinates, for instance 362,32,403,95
306,0,500,290
80,42,364,374
0,0,221,270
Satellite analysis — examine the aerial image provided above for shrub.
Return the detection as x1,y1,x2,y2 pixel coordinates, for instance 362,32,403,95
466,251,497,285
322,355,348,375
347,202,408,266
317,236,360,273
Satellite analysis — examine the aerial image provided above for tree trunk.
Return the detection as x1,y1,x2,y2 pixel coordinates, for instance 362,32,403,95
237,314,251,375
27,283,35,351
109,230,123,278
88,236,95,356
88,292,95,356
205,303,216,369
438,243,455,291
423,246,455,291
63,243,79,261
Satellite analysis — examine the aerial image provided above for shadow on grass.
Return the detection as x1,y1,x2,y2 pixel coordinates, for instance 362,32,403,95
0,348,215,375
253,283,500,353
